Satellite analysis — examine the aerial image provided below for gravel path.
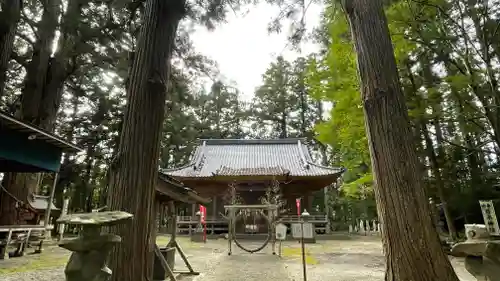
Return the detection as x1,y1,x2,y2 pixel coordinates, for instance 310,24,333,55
0,236,476,281
193,244,290,281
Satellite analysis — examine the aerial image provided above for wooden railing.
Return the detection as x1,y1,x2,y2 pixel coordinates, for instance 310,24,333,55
176,214,327,223
279,215,327,222
0,225,54,259
176,215,225,223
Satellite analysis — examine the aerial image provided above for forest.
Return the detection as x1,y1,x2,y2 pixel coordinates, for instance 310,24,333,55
0,0,499,280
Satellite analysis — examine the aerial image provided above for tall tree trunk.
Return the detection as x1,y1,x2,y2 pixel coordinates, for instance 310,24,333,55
341,1,460,280
2,0,60,225
1,0,81,226
421,123,457,240
106,0,185,280
83,145,95,212
280,112,287,138
0,172,39,225
419,56,457,240
0,0,21,97
298,88,307,136
20,0,61,122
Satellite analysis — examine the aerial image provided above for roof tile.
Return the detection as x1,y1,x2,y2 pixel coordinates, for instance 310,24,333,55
164,139,344,178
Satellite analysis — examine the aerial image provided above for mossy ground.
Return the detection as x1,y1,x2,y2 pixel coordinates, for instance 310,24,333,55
0,235,197,274
280,247,318,265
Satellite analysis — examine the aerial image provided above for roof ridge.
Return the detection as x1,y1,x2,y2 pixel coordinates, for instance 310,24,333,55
199,138,307,145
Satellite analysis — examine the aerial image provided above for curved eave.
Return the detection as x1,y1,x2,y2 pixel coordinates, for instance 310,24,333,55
160,143,203,174
160,163,196,174
157,173,211,205
306,161,346,172
166,168,345,182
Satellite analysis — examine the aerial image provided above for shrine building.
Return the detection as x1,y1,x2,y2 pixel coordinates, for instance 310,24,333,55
161,138,345,235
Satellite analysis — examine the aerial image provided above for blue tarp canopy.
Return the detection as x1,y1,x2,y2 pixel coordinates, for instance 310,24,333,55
0,112,83,173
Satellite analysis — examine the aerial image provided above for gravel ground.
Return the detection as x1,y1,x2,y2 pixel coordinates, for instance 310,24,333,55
0,235,476,281
193,243,289,281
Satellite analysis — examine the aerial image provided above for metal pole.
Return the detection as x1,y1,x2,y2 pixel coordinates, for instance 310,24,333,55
301,218,307,281
44,173,58,238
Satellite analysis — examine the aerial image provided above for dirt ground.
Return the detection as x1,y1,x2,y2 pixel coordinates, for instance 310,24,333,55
0,235,475,281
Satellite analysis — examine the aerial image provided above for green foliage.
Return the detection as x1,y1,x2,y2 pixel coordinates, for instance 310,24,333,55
250,56,319,139
310,0,500,228
306,7,372,200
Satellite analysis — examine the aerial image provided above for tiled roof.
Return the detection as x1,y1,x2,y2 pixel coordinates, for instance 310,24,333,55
156,173,210,204
162,138,345,178
215,166,289,176
28,195,59,211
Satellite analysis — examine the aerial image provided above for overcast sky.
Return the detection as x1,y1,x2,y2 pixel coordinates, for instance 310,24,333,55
189,3,323,101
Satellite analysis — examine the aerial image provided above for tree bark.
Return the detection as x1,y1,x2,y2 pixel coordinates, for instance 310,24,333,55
2,0,61,225
20,0,61,122
1,0,83,226
106,0,185,280
0,0,21,97
421,123,457,240
341,1,460,280
419,56,457,240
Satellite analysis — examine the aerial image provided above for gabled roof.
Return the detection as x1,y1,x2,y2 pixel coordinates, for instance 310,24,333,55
162,138,345,179
28,194,59,212
157,173,211,204
0,111,82,153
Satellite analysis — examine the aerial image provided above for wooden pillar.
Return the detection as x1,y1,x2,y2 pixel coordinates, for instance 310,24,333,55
212,196,217,234
168,201,177,245
154,200,160,232
159,203,166,233
212,196,217,219
189,203,196,234
307,194,314,213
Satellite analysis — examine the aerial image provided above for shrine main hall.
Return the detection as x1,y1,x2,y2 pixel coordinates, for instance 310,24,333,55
161,138,345,234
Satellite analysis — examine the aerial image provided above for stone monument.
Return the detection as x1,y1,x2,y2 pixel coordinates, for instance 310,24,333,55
57,211,133,281
450,224,500,281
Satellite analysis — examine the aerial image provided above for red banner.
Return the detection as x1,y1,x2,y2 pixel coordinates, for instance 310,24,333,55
296,198,301,216
199,205,207,223
199,205,207,242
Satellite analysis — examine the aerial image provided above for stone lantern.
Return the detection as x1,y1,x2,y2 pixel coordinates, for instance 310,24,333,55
450,224,500,281
57,211,133,281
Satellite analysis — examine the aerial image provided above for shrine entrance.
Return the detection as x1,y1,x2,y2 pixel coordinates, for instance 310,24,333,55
225,204,277,255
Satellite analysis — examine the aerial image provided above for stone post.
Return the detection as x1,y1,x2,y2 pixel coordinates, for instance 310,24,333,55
58,196,70,241
44,173,59,239
451,224,500,281
57,211,133,281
